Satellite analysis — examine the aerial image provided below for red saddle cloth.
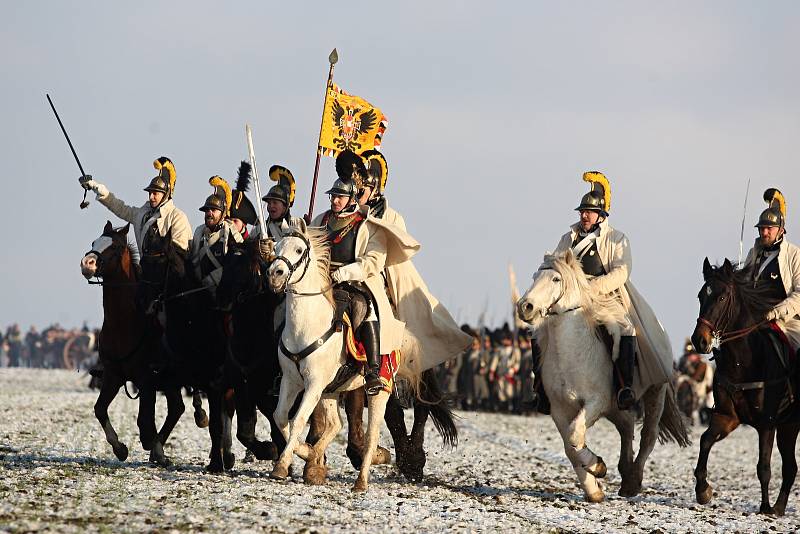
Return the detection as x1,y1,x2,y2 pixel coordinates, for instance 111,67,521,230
343,318,400,393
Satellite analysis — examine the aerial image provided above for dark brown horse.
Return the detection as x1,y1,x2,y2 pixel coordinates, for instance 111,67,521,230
80,222,185,465
691,258,800,515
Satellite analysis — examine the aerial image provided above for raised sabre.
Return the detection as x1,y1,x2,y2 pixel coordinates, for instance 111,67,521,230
737,178,751,267
245,124,268,238
46,94,90,209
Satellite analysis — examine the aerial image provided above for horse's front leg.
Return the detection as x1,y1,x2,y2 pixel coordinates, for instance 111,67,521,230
773,423,800,516
552,404,605,502
605,410,635,497
192,390,209,428
695,410,739,504
205,388,228,473
303,396,342,485
757,426,777,514
271,370,321,480
93,374,128,461
157,387,186,446
628,384,667,497
353,390,390,492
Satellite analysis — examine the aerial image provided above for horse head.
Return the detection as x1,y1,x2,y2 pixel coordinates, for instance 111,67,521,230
267,223,329,294
80,221,131,280
217,240,263,310
517,249,584,325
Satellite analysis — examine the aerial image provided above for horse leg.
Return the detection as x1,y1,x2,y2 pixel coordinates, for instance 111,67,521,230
551,404,604,502
192,390,209,428
756,426,777,514
384,394,414,479
353,389,390,492
205,389,227,473
93,375,128,461
137,387,170,466
405,402,431,481
773,423,800,516
629,384,666,497
157,387,185,446
695,411,739,504
304,396,341,485
606,410,636,497
239,394,278,461
221,396,235,471
271,377,321,480
344,389,367,469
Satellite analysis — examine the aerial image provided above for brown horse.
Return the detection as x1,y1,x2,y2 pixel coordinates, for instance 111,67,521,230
691,258,800,515
80,222,185,465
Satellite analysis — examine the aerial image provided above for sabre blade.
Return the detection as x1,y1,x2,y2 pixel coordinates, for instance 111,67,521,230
737,178,751,267
46,94,90,209
245,124,268,238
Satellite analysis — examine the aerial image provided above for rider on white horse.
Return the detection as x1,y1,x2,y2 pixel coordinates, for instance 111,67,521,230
533,171,674,411
311,150,411,394
356,150,472,372
78,157,192,263
190,177,244,297
744,188,800,353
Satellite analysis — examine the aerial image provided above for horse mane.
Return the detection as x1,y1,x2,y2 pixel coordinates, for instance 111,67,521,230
708,261,781,318
305,226,334,305
536,251,628,357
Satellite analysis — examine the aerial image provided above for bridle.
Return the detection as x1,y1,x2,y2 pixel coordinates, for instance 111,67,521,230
696,281,766,346
272,231,333,297
537,267,582,317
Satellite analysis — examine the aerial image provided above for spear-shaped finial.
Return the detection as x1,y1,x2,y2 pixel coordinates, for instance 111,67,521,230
329,48,338,65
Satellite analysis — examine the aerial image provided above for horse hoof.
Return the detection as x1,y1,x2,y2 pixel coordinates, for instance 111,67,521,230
270,465,289,480
303,464,328,485
194,410,209,428
585,491,605,503
223,452,235,471
149,453,170,468
352,480,368,493
112,443,129,462
373,446,392,465
346,445,363,470
759,504,776,515
206,460,224,474
243,450,255,463
586,456,607,478
696,483,713,505
618,481,641,498
254,443,278,462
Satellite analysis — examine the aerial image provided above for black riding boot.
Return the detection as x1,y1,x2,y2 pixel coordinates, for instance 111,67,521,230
332,289,351,332
358,321,383,396
530,340,550,415
616,335,637,410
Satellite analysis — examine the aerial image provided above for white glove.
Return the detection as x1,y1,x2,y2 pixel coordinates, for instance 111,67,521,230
77,175,108,197
93,182,109,198
332,263,365,284
766,308,781,322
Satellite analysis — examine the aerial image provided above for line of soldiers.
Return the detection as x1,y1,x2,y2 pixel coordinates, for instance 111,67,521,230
78,150,469,386
0,323,97,369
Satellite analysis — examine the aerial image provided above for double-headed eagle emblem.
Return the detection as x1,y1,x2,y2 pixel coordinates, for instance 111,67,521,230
331,100,378,152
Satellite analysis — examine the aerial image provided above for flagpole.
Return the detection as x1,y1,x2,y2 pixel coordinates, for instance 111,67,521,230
305,48,338,224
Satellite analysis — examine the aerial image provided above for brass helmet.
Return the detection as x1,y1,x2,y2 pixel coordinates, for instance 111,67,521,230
755,188,786,229
143,157,177,203
199,176,232,216
263,165,297,208
360,149,388,195
575,171,611,217
229,161,258,225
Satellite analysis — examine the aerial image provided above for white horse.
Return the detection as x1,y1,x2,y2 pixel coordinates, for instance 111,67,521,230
266,225,418,492
517,250,688,502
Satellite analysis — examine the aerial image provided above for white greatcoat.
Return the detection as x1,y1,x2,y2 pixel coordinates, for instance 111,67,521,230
312,205,419,355
744,237,800,351
551,220,674,397
95,188,192,253
378,200,472,372
190,220,243,291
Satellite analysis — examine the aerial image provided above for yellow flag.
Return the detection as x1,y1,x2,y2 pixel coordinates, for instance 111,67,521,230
318,84,387,157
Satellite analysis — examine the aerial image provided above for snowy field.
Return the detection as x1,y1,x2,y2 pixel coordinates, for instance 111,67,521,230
0,369,798,533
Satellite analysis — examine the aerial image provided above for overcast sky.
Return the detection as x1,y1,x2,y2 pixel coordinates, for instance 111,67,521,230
3,1,799,356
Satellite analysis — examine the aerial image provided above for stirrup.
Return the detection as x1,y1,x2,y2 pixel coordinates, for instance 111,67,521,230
364,370,383,396
617,387,635,410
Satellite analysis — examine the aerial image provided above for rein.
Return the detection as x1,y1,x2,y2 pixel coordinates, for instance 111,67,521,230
271,231,313,293
696,281,767,346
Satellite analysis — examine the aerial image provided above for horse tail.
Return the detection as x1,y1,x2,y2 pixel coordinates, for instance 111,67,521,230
658,382,692,447
418,369,459,448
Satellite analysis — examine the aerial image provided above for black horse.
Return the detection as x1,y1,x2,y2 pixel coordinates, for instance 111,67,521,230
140,228,234,472
81,222,185,465
216,240,285,461
691,258,800,515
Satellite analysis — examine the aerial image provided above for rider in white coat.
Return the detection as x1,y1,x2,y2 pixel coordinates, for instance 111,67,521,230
535,172,673,411
743,188,800,352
